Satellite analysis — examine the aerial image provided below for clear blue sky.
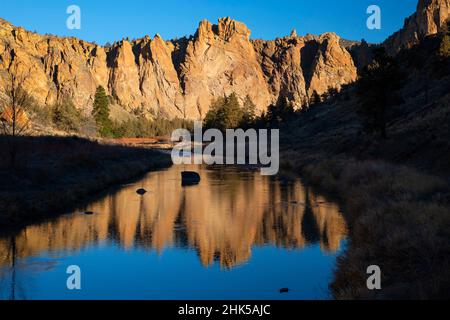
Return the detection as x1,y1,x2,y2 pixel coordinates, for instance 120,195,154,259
1,0,418,45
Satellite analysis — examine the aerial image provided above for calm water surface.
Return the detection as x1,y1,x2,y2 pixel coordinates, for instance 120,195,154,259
0,165,347,300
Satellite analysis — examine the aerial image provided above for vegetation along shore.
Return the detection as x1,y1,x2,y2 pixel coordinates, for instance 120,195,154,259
0,136,172,231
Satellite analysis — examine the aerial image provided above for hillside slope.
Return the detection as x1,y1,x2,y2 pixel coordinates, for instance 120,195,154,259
281,33,450,175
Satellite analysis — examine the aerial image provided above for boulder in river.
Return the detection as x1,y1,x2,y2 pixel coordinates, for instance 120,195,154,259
182,171,201,186
136,188,147,195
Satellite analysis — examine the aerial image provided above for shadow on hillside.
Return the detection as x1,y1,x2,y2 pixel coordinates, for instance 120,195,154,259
281,33,450,176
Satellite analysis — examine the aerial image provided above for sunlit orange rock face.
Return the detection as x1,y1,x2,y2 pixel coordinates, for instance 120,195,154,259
0,1,447,118
0,166,347,270
384,0,450,54
0,16,357,119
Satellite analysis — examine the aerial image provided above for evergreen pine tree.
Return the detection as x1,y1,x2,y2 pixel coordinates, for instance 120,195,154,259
92,86,112,137
222,92,243,129
241,95,257,127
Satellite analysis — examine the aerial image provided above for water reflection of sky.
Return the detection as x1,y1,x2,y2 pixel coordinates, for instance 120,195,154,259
0,165,347,300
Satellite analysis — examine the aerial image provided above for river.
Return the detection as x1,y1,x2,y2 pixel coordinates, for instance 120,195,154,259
0,164,347,300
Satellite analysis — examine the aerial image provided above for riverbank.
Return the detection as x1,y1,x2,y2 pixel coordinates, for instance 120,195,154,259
279,153,450,299
0,136,172,230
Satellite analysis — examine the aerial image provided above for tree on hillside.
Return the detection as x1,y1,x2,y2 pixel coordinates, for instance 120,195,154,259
203,93,243,131
0,72,33,168
240,95,257,128
438,18,450,59
0,73,32,137
265,98,295,127
222,92,243,129
356,47,404,139
92,86,112,137
204,96,226,130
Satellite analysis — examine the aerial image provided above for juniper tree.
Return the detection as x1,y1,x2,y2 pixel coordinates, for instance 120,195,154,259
92,86,112,137
241,95,257,128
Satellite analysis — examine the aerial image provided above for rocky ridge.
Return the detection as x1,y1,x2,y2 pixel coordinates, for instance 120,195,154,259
0,0,448,120
0,17,356,120
384,0,449,55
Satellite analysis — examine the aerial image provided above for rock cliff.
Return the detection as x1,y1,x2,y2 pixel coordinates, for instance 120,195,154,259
0,16,359,120
384,0,450,55
2,0,447,120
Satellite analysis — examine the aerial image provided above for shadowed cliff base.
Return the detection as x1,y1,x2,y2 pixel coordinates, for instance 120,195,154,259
0,135,172,230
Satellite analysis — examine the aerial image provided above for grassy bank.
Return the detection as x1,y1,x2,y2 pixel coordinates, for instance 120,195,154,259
0,135,172,230
280,154,450,299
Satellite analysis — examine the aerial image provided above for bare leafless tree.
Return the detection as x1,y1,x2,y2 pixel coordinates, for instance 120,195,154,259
0,71,33,169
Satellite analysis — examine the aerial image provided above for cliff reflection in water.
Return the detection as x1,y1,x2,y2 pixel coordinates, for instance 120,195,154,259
0,165,347,270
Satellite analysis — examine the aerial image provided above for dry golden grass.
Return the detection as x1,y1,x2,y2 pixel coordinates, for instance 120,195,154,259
276,36,450,299
288,157,450,299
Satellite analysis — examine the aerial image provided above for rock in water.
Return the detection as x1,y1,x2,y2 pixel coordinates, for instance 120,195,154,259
182,171,201,186
279,288,290,294
136,188,147,195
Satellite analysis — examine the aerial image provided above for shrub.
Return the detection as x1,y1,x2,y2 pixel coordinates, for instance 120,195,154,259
52,100,83,132
29,103,52,126
109,116,194,138
438,19,450,59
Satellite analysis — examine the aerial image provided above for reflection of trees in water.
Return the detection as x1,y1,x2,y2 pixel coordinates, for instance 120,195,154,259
173,190,189,249
302,187,321,244
0,166,347,272
0,237,27,300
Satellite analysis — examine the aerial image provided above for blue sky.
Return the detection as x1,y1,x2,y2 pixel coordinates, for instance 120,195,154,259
1,0,418,45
